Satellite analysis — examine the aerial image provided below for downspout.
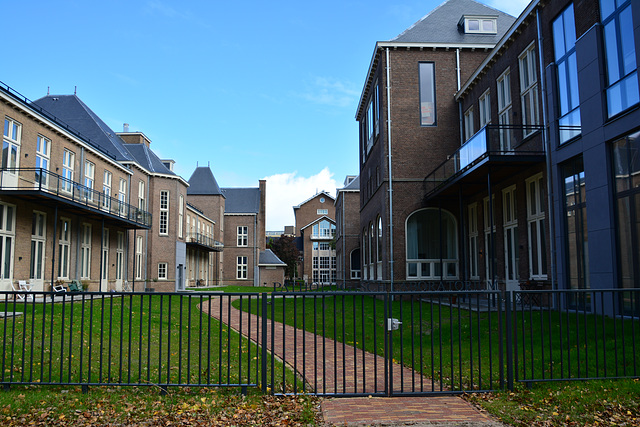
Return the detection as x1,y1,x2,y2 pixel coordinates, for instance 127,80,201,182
254,214,258,286
537,8,557,290
457,49,464,149
341,192,346,289
456,48,461,91
385,47,394,292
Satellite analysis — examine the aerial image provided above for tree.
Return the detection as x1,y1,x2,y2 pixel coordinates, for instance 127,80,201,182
268,235,300,281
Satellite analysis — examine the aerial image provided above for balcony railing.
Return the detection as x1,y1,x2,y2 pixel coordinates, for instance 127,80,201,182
186,232,224,251
0,168,152,228
423,124,545,197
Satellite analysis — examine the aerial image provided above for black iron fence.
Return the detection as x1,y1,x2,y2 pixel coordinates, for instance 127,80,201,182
0,288,638,396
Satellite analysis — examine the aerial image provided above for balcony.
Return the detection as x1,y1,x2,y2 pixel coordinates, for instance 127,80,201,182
0,168,151,228
186,232,223,252
311,230,335,241
423,125,546,200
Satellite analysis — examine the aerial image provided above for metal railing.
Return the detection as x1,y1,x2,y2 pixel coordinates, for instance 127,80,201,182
0,168,151,228
423,124,545,197
186,232,224,251
0,288,637,395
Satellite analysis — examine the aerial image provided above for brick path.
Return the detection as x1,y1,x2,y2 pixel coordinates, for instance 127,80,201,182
200,296,501,426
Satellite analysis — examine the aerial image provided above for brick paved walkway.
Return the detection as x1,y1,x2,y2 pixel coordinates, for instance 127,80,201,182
200,296,501,426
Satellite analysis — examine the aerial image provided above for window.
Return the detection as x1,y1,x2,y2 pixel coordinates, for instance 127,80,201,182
30,212,46,281
158,263,167,280
102,170,112,210
178,195,184,238
84,161,95,201
563,157,589,291
237,256,248,279
468,204,479,279
135,235,143,280
119,179,127,215
317,209,328,215
319,242,330,251
80,223,92,279
406,209,458,279
35,135,50,187
519,43,540,135
553,4,581,144
58,218,71,279
312,220,334,238
362,82,380,158
62,149,74,193
502,186,518,286
159,190,169,235
479,90,491,128
464,107,475,141
376,216,382,277
484,196,496,281
612,131,640,312
497,69,512,150
369,222,374,278
2,117,21,171
313,256,318,269
0,203,15,282
101,229,109,286
116,232,124,282
461,16,497,34
602,0,639,118
138,180,146,210
419,63,436,126
237,226,248,246
527,174,547,279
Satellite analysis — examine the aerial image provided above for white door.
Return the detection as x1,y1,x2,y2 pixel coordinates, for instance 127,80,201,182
115,232,124,291
30,212,46,290
101,229,109,291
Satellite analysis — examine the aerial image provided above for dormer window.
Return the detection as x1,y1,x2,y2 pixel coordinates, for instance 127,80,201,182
459,15,497,34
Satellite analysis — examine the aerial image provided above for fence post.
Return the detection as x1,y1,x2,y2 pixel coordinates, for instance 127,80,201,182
505,291,514,391
261,293,268,393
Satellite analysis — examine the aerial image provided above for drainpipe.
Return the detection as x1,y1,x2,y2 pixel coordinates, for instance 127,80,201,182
537,8,557,290
385,47,394,292
456,48,461,91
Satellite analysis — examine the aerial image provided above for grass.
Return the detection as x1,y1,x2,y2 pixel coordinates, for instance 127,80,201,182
235,292,640,391
0,293,298,390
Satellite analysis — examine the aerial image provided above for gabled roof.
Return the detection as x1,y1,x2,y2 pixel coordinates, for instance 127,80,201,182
124,143,175,176
299,215,336,231
391,0,514,44
293,191,335,210
222,187,260,214
341,175,360,192
187,166,223,196
31,95,134,162
259,249,286,266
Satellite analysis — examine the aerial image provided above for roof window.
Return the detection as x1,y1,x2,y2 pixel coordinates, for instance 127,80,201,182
459,15,497,34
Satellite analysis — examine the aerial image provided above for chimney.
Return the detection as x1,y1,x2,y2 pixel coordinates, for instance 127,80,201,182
123,123,130,132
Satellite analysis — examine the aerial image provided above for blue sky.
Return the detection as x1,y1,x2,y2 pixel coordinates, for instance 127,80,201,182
3,0,528,230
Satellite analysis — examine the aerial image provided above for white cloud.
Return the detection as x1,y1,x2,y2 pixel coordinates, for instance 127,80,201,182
483,0,530,17
264,168,338,231
297,77,359,108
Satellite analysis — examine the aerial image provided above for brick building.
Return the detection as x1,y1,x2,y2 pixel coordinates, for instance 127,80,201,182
335,176,360,288
355,0,515,286
293,192,336,285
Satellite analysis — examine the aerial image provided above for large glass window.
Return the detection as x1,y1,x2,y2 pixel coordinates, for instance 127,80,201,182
519,43,540,135
135,235,143,280
406,208,458,279
563,157,589,291
468,203,479,279
478,90,491,128
526,174,547,279
30,212,46,282
35,135,50,187
58,218,71,280
237,226,248,246
0,203,15,283
80,223,92,279
464,107,475,141
419,63,436,126
2,117,21,171
84,161,95,202
159,190,169,235
237,256,248,279
102,170,112,210
553,4,581,143
602,0,639,118
62,149,74,193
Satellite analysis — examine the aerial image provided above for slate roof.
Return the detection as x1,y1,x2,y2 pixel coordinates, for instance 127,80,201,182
259,249,286,266
31,95,134,162
187,166,223,195
390,0,515,44
124,143,175,175
342,175,360,191
222,187,260,214
293,191,335,210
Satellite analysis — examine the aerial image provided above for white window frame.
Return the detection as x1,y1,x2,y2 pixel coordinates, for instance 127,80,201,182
0,203,16,283
2,117,21,170
236,256,248,279
58,218,71,280
158,262,168,280
138,180,146,210
135,235,144,280
463,16,497,34
519,43,540,135
497,68,512,150
159,190,169,235
101,228,109,288
119,179,127,216
526,173,547,279
464,107,475,141
478,89,491,128
468,203,479,279
84,161,95,201
80,223,92,279
116,231,124,282
502,186,518,285
483,196,496,283
30,211,46,281
102,170,112,210
178,195,184,239
317,209,328,215
62,149,74,193
237,226,248,246
35,135,50,188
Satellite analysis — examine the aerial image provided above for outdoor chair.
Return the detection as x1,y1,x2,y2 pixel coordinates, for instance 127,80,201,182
68,280,82,292
53,283,66,293
11,282,25,301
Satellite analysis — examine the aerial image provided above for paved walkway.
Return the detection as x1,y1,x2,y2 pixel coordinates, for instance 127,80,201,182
200,296,501,426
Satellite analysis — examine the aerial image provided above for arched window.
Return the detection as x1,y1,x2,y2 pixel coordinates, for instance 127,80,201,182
376,216,383,278
369,222,374,278
406,208,458,279
362,228,368,280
